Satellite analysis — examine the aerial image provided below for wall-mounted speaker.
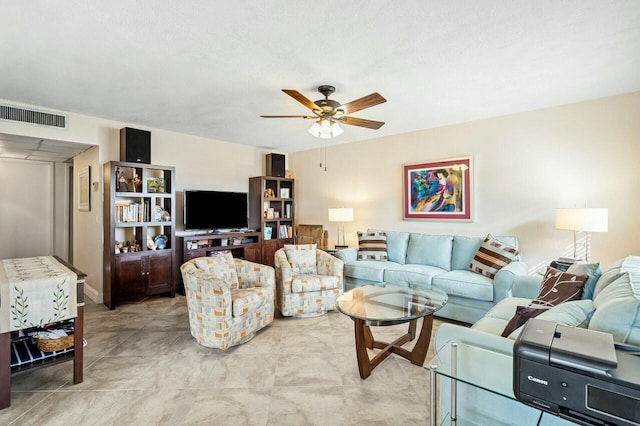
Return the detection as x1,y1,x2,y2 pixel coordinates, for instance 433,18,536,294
120,127,151,164
266,153,285,177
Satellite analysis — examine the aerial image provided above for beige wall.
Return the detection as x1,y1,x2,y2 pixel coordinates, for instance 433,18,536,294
0,101,268,302
290,93,640,271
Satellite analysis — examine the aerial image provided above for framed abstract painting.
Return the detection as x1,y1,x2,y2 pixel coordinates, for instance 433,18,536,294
403,157,472,221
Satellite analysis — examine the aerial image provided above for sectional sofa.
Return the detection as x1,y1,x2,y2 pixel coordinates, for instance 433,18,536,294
335,230,528,324
434,256,640,425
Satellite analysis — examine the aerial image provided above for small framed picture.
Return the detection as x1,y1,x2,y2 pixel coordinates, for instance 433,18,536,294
280,188,290,198
267,208,275,219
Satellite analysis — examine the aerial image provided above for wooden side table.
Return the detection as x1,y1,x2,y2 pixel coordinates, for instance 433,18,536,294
0,257,85,410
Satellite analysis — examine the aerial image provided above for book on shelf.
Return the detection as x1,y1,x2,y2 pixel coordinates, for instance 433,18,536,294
114,200,149,223
278,225,293,239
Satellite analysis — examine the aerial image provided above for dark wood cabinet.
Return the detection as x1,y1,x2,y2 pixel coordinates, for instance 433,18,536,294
244,244,261,263
148,252,173,291
103,161,176,309
261,239,284,267
114,253,147,299
114,251,174,300
249,176,295,267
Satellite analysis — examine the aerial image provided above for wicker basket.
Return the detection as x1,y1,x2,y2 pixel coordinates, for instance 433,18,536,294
36,334,74,352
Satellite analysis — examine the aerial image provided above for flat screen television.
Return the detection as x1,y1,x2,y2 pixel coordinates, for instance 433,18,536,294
184,190,248,231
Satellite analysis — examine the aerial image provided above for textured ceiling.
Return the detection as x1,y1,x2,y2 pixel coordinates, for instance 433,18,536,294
1,1,639,153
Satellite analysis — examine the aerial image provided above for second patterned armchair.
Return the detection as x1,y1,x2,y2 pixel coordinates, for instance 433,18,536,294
274,244,344,317
180,253,275,350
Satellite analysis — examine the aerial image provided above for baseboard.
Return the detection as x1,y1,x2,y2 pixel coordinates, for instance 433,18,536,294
83,283,102,304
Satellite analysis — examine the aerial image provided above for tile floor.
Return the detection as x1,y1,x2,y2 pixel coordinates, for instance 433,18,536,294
1,295,443,425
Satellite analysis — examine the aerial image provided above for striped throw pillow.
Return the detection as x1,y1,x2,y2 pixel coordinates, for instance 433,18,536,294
357,231,388,261
469,234,519,279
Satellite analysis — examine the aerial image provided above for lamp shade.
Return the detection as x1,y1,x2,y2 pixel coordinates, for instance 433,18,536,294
328,207,354,222
555,208,608,232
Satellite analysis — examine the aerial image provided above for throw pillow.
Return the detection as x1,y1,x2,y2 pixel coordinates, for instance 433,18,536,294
533,266,588,307
501,266,588,336
357,231,388,261
194,253,239,289
469,234,519,279
284,244,317,274
501,305,548,337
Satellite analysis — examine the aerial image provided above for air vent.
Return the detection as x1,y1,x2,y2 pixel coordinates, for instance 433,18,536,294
0,104,67,129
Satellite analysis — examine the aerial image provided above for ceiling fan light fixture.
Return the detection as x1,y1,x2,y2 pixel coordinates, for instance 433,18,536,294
308,121,321,137
309,119,343,139
330,121,343,137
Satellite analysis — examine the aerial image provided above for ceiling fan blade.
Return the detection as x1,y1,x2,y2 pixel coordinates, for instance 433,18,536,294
282,89,322,112
260,115,316,119
341,116,385,130
339,92,386,114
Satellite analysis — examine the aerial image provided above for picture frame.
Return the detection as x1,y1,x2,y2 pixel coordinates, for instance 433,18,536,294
403,156,472,221
78,166,91,211
280,188,290,198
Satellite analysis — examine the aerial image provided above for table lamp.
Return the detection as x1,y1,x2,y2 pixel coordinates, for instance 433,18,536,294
328,207,354,249
555,208,608,261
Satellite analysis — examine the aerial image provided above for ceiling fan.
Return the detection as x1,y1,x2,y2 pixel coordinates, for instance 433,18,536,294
261,85,386,138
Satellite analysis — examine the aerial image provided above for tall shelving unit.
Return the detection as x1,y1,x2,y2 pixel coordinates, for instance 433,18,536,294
249,176,295,266
103,161,176,309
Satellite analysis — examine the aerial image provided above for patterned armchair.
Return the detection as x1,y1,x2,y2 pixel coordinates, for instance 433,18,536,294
180,253,275,350
274,244,344,317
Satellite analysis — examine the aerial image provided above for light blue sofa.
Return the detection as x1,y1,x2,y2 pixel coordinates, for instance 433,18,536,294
335,231,528,324
434,256,640,425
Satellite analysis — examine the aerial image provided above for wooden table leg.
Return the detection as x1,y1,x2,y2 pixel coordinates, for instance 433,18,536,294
73,305,84,384
354,319,375,379
352,314,436,379
0,332,10,409
390,315,434,366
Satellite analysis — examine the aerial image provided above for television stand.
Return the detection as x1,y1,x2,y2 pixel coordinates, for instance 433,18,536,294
177,231,262,293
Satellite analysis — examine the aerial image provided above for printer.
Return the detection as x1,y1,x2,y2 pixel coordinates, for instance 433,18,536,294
513,319,640,426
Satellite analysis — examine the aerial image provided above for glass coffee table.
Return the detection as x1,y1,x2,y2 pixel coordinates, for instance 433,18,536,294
336,284,448,379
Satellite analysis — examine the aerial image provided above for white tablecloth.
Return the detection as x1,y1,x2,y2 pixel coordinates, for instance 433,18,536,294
0,256,78,333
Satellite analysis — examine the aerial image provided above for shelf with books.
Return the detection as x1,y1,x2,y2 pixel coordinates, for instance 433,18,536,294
103,161,176,309
249,176,295,266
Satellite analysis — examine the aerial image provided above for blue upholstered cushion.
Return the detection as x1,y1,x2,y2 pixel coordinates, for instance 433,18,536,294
566,262,602,300
344,260,393,282
433,270,494,301
591,268,640,346
368,229,409,264
382,264,445,288
405,234,453,270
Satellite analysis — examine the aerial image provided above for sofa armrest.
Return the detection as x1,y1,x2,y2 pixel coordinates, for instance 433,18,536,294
511,274,543,299
317,250,344,288
492,261,528,303
188,274,233,321
235,259,275,289
435,323,515,358
274,249,293,295
335,247,357,263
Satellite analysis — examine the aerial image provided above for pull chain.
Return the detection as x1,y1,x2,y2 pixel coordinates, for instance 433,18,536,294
319,141,328,171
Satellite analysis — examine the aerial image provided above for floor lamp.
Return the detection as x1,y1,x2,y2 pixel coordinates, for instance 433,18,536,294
555,208,608,261
328,207,354,249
